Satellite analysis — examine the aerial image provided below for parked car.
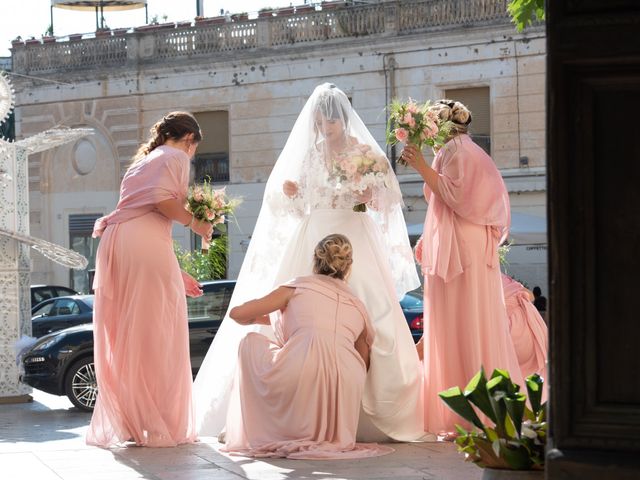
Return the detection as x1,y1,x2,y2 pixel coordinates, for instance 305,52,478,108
31,295,94,338
400,288,424,342
21,280,235,411
21,279,422,410
30,285,78,308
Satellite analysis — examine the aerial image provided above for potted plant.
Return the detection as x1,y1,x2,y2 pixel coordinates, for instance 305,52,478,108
11,36,24,47
296,4,317,14
112,27,129,36
68,33,83,41
258,7,274,18
277,6,295,16
439,368,546,479
231,12,248,22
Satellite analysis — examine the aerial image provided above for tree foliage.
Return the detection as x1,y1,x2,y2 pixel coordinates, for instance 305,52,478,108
508,0,545,32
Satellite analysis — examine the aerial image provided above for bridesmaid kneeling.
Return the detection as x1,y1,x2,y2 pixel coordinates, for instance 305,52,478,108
222,234,393,459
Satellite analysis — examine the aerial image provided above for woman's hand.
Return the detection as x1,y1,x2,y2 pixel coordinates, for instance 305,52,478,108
400,144,426,171
283,180,299,198
181,271,203,298
191,218,213,241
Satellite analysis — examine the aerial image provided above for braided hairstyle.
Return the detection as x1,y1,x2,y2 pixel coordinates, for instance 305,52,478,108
429,99,472,140
130,111,202,169
313,233,353,280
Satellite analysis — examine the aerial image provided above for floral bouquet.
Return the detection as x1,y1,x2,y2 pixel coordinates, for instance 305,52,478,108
386,99,454,165
187,178,240,251
331,143,389,212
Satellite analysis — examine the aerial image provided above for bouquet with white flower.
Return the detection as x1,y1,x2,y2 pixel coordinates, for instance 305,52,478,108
187,178,240,251
386,99,454,165
330,143,389,212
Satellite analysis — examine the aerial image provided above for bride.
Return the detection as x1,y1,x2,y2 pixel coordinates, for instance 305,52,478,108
193,83,430,442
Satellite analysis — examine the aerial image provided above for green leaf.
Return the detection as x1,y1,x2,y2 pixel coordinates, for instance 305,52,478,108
525,373,544,416
507,0,545,32
504,393,527,436
438,386,485,430
464,367,497,423
497,440,534,470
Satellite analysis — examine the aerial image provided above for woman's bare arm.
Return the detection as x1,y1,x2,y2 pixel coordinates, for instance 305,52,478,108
354,329,371,370
229,286,295,326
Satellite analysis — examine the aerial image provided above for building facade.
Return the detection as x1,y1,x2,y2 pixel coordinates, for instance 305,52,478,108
9,0,547,292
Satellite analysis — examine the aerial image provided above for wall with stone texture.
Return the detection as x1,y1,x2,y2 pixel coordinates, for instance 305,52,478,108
12,17,547,287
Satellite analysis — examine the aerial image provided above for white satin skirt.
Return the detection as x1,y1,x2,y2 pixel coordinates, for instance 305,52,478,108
273,209,430,441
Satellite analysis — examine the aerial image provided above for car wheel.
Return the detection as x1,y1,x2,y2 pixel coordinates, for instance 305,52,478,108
64,357,97,412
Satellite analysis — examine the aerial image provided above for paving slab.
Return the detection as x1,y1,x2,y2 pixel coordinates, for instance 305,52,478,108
0,390,482,480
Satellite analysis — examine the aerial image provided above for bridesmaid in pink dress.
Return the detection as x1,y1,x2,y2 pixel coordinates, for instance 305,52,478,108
86,112,213,447
501,273,548,379
403,100,523,436
223,234,393,459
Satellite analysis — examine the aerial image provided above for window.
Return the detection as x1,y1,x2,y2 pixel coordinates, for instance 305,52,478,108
51,298,80,316
69,213,102,293
188,284,234,324
444,86,491,154
193,111,229,183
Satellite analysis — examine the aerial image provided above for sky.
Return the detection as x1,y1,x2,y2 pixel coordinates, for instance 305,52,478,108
0,0,301,57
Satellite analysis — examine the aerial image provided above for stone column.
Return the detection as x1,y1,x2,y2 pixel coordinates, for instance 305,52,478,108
0,143,32,403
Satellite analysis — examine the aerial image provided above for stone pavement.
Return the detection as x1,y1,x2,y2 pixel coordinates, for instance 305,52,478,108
0,390,482,480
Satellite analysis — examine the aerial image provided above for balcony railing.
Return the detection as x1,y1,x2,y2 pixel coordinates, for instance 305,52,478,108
11,0,512,74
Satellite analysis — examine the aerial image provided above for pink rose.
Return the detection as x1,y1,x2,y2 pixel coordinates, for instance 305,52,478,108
403,113,416,128
407,103,418,114
344,161,358,176
194,191,204,202
423,120,438,139
395,128,409,143
206,210,216,221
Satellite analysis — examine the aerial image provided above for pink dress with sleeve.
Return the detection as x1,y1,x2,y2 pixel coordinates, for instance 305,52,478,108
86,145,197,447
223,274,393,459
501,274,548,379
418,134,524,433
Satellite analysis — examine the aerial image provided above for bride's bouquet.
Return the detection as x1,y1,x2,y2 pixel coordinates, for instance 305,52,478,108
386,99,454,165
331,143,389,212
187,178,240,251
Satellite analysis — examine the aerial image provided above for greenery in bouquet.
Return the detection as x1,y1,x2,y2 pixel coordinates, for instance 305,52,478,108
386,99,455,164
439,367,547,471
187,178,240,234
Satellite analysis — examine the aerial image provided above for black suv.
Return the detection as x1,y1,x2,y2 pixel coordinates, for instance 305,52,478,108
31,285,78,308
20,280,235,411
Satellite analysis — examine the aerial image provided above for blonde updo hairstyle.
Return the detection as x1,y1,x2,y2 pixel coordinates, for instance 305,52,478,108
313,234,353,280
130,111,202,169
429,99,472,141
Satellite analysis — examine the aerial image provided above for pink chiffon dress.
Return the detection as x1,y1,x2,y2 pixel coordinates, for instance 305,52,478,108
223,275,393,459
86,145,197,447
417,134,524,434
501,274,548,379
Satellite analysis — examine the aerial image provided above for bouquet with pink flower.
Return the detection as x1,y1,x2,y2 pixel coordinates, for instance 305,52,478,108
187,178,240,251
386,99,454,165
331,143,389,212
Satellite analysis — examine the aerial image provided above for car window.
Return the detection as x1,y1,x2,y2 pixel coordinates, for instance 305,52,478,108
33,287,56,304
51,298,80,316
188,285,233,323
32,301,54,317
56,287,77,297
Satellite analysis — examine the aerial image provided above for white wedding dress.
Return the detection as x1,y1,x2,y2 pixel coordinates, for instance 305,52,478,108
193,83,432,442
